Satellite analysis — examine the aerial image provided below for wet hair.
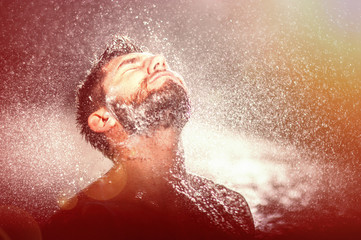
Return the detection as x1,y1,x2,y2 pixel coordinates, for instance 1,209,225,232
76,36,142,159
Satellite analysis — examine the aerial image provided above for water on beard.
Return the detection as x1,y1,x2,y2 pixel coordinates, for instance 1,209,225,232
108,80,190,135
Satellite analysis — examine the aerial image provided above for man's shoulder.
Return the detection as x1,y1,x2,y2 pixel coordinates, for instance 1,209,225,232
174,173,255,237
188,173,250,204
191,173,255,236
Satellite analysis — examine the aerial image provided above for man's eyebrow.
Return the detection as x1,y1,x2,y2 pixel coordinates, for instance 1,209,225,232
117,57,139,69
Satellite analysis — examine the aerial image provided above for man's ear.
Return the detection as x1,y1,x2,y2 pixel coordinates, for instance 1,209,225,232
88,108,117,133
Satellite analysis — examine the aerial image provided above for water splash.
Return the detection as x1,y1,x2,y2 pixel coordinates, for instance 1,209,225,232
1,0,361,238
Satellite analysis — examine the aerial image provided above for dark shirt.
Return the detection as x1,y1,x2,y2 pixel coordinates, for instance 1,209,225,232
42,173,254,240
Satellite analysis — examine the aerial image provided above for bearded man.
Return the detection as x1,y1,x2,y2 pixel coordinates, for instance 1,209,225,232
42,36,255,240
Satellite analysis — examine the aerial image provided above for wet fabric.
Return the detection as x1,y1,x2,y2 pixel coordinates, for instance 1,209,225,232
42,173,254,240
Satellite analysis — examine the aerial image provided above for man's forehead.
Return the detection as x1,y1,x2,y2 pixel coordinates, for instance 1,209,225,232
102,52,154,72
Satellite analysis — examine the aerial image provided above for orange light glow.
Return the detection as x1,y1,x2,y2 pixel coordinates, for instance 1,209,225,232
84,164,127,201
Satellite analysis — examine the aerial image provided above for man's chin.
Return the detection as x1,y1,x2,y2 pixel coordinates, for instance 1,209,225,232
140,80,191,130
111,80,191,135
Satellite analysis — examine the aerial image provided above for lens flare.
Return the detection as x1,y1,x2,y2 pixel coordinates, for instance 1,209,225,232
84,163,127,201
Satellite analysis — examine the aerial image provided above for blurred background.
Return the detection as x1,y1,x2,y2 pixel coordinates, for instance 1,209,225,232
1,0,361,239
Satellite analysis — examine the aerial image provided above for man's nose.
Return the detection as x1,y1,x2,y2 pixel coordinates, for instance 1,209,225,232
147,55,167,74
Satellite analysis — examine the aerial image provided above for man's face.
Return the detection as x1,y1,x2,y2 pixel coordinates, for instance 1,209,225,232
102,53,190,134
103,52,186,104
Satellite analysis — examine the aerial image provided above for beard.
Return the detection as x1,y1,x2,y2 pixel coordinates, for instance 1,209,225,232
108,80,191,135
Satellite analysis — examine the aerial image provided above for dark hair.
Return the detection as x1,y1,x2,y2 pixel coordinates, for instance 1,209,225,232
76,36,142,159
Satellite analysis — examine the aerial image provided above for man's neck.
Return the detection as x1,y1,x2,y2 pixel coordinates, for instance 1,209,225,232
119,127,181,168
85,127,185,204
